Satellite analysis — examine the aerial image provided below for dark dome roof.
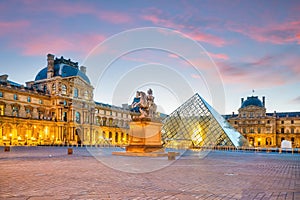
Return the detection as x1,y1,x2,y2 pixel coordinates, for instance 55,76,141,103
241,96,263,108
35,63,90,84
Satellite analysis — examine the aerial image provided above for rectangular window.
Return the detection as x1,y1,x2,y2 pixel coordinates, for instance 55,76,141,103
27,96,31,102
63,112,67,122
281,120,284,124
291,120,294,124
14,94,18,100
39,99,43,104
0,91,3,98
74,88,78,98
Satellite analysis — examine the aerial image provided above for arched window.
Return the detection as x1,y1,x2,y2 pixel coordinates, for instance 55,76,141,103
75,112,81,123
96,116,100,125
61,84,67,95
266,137,272,145
74,88,78,98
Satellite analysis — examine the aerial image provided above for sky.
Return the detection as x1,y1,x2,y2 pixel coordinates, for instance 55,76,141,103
1,0,300,114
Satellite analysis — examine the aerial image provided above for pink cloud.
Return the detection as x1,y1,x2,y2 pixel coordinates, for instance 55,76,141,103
229,21,300,44
0,20,29,35
168,54,180,59
191,74,201,79
207,52,229,60
97,11,132,24
216,53,299,88
142,14,227,47
188,32,227,47
15,33,106,56
22,1,132,24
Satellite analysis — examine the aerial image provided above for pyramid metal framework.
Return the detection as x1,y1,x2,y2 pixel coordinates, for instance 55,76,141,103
162,93,249,148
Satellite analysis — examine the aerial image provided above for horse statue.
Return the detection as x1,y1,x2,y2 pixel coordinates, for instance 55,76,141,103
130,89,157,120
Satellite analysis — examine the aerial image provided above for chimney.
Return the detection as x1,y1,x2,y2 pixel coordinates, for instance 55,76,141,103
80,66,86,74
241,98,244,105
262,96,265,107
47,54,55,79
0,74,8,82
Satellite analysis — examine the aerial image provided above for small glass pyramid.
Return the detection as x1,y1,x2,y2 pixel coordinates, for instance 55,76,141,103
162,93,249,148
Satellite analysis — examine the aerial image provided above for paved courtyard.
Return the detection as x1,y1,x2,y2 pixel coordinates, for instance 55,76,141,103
0,147,299,200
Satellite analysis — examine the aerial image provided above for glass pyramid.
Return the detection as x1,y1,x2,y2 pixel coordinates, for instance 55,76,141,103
162,93,249,148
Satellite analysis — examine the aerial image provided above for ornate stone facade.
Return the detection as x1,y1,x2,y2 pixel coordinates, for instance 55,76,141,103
225,96,300,148
0,54,132,146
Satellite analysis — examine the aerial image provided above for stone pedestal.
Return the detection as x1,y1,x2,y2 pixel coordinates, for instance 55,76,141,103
126,119,164,153
113,119,167,157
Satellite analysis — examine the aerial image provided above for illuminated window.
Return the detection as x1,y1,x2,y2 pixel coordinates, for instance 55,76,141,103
0,105,4,115
74,88,78,98
62,84,67,95
39,99,43,104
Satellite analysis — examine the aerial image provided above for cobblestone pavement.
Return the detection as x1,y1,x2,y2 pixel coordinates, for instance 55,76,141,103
0,147,299,200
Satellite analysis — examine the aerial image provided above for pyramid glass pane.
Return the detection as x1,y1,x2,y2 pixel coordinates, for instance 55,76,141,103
162,93,249,148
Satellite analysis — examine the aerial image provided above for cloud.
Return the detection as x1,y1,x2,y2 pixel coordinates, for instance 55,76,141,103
191,74,201,79
141,14,227,47
0,20,29,35
291,96,300,104
207,52,229,60
216,52,300,88
229,21,300,44
18,1,133,24
15,33,106,56
97,11,132,24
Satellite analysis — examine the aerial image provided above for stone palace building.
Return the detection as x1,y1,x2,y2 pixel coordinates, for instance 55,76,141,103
225,96,300,148
0,54,137,146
